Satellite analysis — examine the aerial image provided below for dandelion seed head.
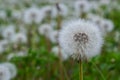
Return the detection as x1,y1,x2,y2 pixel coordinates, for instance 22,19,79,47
0,65,11,80
11,33,27,43
49,30,59,43
51,46,69,61
2,25,15,40
23,6,45,24
38,24,53,38
2,63,17,79
59,19,103,61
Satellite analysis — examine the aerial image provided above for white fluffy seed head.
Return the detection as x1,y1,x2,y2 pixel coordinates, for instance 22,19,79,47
2,63,17,79
12,10,22,20
100,19,114,33
51,3,68,18
0,40,8,53
95,19,114,36
49,30,59,43
38,24,53,38
0,65,11,80
0,10,7,19
87,14,114,36
23,6,45,24
59,19,103,61
2,25,15,40
74,0,90,17
11,33,27,43
51,46,69,61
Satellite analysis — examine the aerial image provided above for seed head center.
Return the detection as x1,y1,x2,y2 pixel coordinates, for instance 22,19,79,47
73,32,88,44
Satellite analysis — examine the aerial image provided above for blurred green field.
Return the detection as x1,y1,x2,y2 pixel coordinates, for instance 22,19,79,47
0,0,120,80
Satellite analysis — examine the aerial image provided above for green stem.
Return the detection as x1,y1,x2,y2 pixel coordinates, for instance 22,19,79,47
92,62,106,80
79,59,83,80
58,47,64,80
62,62,69,80
57,14,62,30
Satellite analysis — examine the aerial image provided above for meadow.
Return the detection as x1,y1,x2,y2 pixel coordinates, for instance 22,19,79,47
0,0,120,80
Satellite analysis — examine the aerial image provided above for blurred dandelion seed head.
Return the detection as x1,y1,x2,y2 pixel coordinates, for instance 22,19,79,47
0,65,11,80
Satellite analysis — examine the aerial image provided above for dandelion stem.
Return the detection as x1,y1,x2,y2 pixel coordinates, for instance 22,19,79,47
59,57,64,80
92,62,106,80
62,62,69,80
79,59,83,80
58,47,64,80
57,14,62,30
46,38,51,52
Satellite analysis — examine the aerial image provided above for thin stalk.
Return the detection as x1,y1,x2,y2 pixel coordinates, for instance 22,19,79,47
45,38,51,52
79,59,83,80
62,65,69,80
58,44,69,80
92,62,106,80
47,13,51,24
47,63,51,80
56,12,62,30
58,46,64,80
27,28,32,48
27,24,35,48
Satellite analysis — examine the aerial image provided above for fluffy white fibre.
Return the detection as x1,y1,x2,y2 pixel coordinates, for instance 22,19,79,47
0,45,5,54
0,40,8,54
11,33,27,43
23,6,45,24
7,53,15,60
87,14,114,36
74,0,90,16
99,19,114,33
41,6,52,15
2,63,17,79
51,3,68,18
41,6,52,12
12,10,22,20
0,10,7,19
89,1,100,10
0,65,11,80
7,51,27,60
49,30,59,43
59,19,103,61
51,46,68,60
87,14,102,23
99,0,111,5
2,25,15,40
38,24,53,37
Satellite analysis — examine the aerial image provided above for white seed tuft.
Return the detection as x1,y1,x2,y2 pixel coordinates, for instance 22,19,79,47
59,19,103,61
